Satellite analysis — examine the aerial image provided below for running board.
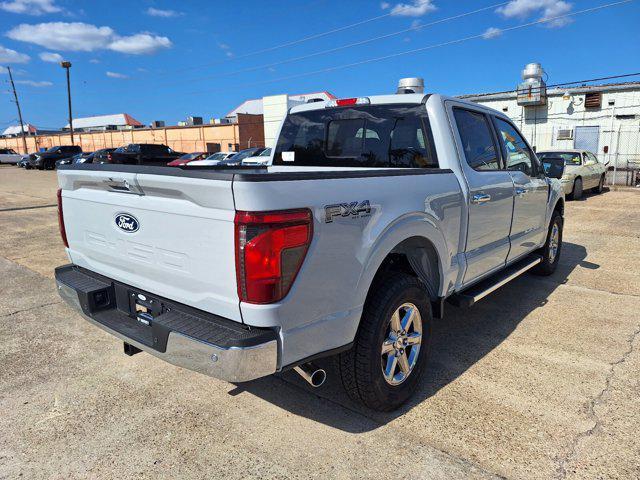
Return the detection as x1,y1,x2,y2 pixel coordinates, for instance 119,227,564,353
448,255,542,308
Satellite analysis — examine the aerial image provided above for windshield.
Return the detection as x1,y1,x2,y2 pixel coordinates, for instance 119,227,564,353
45,147,59,153
232,148,261,161
205,152,227,161
539,152,581,166
179,152,203,160
258,148,272,157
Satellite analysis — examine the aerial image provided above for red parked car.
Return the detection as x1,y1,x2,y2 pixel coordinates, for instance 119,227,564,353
167,152,208,166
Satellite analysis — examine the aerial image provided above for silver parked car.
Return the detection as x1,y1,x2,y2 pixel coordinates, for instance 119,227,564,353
537,149,607,200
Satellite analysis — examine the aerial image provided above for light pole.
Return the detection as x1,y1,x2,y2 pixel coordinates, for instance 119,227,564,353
60,61,74,145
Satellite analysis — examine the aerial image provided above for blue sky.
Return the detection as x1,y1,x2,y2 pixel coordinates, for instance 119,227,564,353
1,0,638,129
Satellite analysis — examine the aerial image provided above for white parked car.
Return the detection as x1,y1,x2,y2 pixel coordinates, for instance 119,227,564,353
187,151,236,166
537,149,608,200
241,148,272,166
0,148,27,165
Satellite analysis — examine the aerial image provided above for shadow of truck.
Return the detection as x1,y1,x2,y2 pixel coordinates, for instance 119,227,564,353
234,242,592,431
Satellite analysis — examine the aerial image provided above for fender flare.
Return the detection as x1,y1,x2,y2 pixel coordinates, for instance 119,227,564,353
354,212,450,306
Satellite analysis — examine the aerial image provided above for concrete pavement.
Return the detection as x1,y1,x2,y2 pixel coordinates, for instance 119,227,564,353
1,165,638,479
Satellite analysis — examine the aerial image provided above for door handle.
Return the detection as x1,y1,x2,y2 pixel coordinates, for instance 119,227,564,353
515,187,528,197
472,193,491,204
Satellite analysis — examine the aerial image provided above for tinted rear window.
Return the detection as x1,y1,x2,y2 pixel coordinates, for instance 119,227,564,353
273,104,438,168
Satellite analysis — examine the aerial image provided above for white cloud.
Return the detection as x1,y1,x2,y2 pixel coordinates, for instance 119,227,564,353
89,58,100,63
217,42,234,58
39,51,62,62
388,0,436,17
145,7,183,18
0,44,30,63
7,22,172,54
108,33,172,54
0,0,61,15
106,71,128,79
15,79,52,87
7,22,114,51
482,27,503,39
497,0,573,28
380,1,390,9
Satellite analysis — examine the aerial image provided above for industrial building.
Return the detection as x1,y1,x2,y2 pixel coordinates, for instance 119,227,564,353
462,63,640,182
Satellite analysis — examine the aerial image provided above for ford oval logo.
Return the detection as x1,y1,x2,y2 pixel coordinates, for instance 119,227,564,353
115,213,139,233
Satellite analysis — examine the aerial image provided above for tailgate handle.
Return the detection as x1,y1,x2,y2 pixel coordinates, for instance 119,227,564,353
103,178,144,195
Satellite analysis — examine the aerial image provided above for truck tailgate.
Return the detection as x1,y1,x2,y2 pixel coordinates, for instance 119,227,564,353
58,168,241,322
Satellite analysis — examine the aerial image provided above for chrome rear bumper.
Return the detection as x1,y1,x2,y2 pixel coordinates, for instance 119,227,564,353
55,265,278,383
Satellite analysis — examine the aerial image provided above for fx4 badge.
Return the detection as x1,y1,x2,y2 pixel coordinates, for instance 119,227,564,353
324,200,371,223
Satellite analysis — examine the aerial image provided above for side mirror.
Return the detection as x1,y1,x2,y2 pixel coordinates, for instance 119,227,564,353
542,157,565,179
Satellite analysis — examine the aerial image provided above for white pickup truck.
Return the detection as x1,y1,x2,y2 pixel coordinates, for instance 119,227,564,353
55,89,565,411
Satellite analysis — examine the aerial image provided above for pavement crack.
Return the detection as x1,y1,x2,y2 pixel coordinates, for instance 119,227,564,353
0,300,62,319
555,322,640,479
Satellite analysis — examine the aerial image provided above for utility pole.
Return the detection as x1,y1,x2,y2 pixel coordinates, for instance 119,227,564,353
6,66,29,154
60,61,74,145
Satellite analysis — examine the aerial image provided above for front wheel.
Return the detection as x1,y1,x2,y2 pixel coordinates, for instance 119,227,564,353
338,272,432,411
570,177,583,200
532,211,563,276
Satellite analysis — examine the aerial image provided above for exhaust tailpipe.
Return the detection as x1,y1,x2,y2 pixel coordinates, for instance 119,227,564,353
293,363,326,387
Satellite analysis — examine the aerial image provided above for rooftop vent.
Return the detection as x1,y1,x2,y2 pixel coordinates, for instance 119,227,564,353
397,77,424,94
517,63,547,106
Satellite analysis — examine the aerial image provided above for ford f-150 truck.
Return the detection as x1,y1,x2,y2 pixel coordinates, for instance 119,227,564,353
55,88,565,411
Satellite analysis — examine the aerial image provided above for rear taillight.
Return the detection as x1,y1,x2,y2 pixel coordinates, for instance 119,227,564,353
235,209,313,304
57,188,69,248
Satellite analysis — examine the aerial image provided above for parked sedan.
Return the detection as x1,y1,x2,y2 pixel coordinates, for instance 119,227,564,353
218,147,268,166
537,149,608,200
56,152,94,168
0,148,27,165
92,148,117,164
186,151,236,166
167,152,208,167
241,147,272,166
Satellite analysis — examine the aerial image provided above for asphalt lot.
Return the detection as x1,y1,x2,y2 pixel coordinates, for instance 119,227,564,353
1,165,639,479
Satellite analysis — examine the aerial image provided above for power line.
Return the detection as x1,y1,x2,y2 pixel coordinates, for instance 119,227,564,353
146,2,509,89
184,0,635,96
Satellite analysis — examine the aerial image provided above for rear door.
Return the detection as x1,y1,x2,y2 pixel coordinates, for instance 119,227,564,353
58,168,241,321
493,117,548,261
450,106,515,284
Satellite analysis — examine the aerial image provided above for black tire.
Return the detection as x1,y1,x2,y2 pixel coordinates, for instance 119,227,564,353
593,174,605,194
532,211,563,276
338,272,432,411
570,177,583,200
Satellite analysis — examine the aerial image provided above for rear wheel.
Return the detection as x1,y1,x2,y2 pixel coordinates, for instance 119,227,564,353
593,174,605,194
532,211,563,276
338,272,432,411
570,177,583,200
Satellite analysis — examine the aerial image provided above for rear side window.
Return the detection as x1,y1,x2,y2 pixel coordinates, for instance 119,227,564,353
453,108,500,171
273,104,438,168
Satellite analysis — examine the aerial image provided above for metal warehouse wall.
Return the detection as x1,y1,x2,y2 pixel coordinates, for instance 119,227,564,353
0,114,265,155
470,87,640,170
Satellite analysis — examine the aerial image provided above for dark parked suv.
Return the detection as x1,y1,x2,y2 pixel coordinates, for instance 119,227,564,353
30,145,82,170
108,143,183,166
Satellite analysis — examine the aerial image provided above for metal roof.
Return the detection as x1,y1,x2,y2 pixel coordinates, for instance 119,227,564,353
65,113,142,129
2,124,37,136
459,81,640,102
